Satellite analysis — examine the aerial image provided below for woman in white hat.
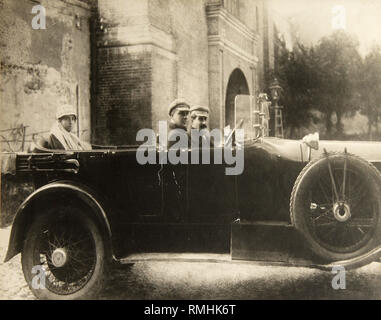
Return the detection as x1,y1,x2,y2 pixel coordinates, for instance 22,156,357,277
38,104,91,150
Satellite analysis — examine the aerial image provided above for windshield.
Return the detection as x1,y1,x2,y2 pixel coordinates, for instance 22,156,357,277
234,94,271,140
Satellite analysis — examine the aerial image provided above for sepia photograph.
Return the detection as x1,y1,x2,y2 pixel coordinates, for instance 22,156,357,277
1,0,381,304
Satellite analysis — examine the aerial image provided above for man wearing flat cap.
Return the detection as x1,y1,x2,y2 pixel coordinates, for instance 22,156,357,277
189,105,213,148
167,98,190,148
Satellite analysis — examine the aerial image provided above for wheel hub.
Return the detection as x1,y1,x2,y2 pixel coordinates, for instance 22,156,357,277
51,248,68,268
333,202,351,222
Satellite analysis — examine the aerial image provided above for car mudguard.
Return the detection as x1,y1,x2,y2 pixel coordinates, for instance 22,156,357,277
4,180,114,262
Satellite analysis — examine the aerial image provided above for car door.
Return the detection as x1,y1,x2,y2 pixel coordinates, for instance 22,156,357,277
187,146,238,223
161,146,238,224
85,149,163,222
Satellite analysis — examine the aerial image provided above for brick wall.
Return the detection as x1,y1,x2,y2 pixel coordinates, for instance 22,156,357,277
92,0,153,145
93,47,152,145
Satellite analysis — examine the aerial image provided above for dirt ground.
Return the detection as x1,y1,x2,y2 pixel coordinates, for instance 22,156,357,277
1,226,381,300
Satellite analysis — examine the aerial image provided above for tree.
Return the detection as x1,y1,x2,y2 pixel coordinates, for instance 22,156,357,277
314,31,362,138
273,30,363,139
273,33,320,138
358,46,381,139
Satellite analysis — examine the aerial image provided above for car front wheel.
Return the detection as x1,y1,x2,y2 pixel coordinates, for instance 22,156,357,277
291,152,381,262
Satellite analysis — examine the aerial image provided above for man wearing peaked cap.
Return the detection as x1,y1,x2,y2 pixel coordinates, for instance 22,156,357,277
167,98,190,148
168,99,190,129
189,105,209,130
189,105,213,148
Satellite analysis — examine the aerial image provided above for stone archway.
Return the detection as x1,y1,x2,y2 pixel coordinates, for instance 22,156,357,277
225,68,250,129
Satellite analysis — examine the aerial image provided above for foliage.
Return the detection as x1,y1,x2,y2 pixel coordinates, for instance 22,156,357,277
358,45,381,139
273,34,320,137
314,31,362,137
274,30,367,139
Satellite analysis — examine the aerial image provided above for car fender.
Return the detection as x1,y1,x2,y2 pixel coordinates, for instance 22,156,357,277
4,180,113,262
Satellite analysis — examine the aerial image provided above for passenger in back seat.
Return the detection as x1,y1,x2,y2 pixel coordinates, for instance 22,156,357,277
36,104,92,151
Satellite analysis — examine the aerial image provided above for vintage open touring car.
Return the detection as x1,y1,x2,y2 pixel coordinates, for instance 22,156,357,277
3,97,381,300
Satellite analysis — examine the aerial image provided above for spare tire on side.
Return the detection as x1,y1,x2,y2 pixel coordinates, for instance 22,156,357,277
290,151,381,262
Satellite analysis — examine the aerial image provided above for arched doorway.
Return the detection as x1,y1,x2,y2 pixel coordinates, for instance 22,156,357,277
225,68,250,129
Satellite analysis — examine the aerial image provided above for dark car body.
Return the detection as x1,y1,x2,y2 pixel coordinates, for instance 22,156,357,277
4,136,381,271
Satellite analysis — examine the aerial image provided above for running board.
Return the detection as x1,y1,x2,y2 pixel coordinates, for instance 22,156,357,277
118,246,381,270
120,253,231,264
231,221,316,265
118,252,321,268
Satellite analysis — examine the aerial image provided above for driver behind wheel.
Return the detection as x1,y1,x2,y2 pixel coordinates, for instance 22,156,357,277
167,98,191,149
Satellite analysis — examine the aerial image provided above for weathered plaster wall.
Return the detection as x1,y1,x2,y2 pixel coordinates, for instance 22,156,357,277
0,0,93,151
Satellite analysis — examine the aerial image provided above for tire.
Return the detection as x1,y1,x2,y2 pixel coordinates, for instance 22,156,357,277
290,152,381,262
21,205,108,300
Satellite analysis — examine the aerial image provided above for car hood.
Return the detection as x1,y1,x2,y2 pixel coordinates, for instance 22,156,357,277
254,137,381,163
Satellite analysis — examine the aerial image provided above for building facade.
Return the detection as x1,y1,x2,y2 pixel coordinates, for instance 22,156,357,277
92,0,277,145
0,0,280,148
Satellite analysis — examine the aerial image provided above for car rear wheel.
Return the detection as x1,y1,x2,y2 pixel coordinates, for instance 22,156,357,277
290,152,381,262
21,206,107,299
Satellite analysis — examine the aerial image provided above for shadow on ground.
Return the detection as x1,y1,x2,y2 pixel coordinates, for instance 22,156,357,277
99,261,381,300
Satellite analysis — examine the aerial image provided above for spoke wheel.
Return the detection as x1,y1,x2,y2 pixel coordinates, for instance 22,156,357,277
291,152,381,262
22,206,107,299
